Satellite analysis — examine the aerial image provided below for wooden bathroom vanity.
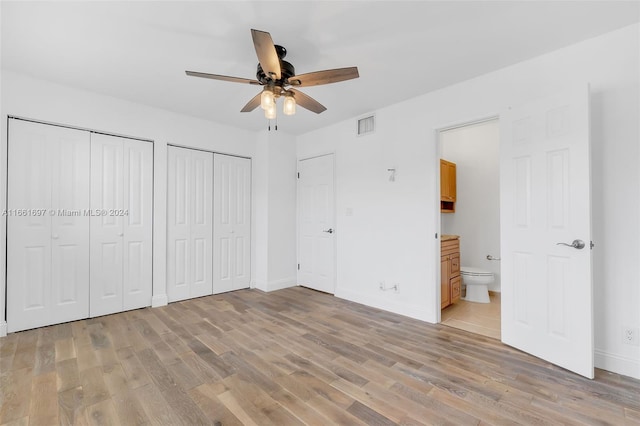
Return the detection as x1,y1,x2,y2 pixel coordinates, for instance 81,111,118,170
441,235,461,308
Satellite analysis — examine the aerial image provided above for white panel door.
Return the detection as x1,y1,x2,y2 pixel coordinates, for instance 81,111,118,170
167,147,213,302
500,86,593,378
7,119,90,332
123,139,154,311
90,134,125,317
90,133,153,317
213,154,251,293
297,154,335,294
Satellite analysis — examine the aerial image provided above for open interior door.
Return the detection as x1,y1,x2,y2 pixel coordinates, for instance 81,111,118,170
500,85,593,378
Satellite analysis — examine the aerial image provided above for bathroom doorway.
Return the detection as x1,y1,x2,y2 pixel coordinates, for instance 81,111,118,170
438,118,501,339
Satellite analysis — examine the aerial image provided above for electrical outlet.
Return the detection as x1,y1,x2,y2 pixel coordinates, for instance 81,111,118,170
622,327,639,345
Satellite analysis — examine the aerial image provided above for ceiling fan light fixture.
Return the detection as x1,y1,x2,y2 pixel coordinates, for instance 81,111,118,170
265,101,277,119
260,88,274,110
283,93,296,116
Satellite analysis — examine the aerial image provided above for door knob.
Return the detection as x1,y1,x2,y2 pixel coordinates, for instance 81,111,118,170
556,239,585,250
323,228,334,234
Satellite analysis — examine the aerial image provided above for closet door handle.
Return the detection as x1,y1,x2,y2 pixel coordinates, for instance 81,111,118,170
323,228,334,234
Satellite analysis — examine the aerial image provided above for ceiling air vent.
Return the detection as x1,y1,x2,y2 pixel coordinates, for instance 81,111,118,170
357,115,375,136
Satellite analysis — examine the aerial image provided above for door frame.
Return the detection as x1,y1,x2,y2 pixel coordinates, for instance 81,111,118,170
433,115,500,323
296,151,337,294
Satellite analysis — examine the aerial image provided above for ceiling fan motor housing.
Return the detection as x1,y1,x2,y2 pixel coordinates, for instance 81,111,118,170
256,45,295,85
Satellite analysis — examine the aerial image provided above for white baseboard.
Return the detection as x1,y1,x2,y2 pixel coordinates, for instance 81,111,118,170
0,321,7,337
255,277,297,292
151,294,168,308
335,288,435,323
595,348,640,379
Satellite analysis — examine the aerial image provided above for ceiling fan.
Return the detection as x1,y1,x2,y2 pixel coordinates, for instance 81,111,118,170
186,29,359,120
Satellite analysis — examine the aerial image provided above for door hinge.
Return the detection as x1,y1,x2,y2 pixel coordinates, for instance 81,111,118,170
297,263,300,270
435,232,438,239
590,241,595,250
297,172,300,179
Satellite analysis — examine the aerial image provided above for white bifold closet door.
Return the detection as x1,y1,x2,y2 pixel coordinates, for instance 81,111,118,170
7,119,90,333
213,154,251,293
90,133,153,317
167,146,213,302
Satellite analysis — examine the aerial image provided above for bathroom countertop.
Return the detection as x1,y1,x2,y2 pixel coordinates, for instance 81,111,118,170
441,234,459,241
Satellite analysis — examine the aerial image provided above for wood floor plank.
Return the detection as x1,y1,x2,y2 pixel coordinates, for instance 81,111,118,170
217,390,262,426
56,358,80,393
188,383,244,426
115,347,151,390
270,388,335,425
57,386,84,426
0,368,33,424
1,286,639,425
346,400,397,426
0,336,19,375
79,366,110,407
10,331,38,371
134,383,183,426
28,371,58,424
137,347,211,425
54,338,76,363
111,389,149,426
84,398,121,426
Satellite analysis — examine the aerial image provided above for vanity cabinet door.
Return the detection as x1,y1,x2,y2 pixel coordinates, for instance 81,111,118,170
441,255,451,309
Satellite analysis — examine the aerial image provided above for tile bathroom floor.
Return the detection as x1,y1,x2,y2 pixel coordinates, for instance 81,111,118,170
441,292,501,339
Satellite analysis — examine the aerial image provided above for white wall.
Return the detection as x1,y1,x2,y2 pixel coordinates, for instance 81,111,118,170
441,120,501,292
253,130,298,292
0,70,259,336
298,24,640,379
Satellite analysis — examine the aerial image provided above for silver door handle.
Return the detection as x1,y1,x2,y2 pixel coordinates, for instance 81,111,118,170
323,228,334,234
556,239,585,250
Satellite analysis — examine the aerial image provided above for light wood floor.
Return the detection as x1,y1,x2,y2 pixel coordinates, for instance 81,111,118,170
1,287,639,425
441,292,501,339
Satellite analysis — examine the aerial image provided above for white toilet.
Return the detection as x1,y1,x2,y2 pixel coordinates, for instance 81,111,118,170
460,267,494,303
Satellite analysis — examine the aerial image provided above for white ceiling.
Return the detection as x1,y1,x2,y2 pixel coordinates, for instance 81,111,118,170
2,1,639,135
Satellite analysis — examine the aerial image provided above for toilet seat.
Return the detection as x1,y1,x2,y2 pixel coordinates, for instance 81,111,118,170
461,266,493,277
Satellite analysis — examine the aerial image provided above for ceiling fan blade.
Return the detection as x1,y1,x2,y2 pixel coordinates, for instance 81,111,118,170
288,67,359,87
240,92,262,112
185,71,261,85
290,89,326,114
251,29,281,81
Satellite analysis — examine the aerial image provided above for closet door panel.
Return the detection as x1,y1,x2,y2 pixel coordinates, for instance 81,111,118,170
189,150,214,298
233,157,252,288
213,154,251,293
90,134,125,317
167,147,190,301
8,122,52,331
123,139,153,310
167,147,213,302
7,120,90,332
51,131,90,312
